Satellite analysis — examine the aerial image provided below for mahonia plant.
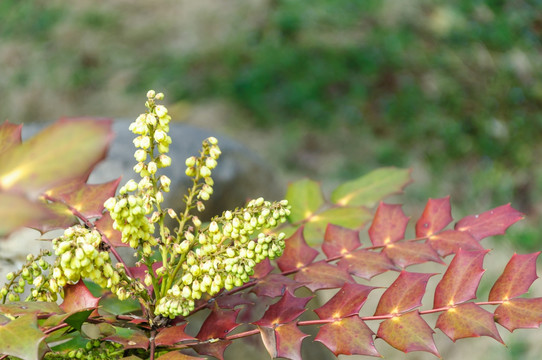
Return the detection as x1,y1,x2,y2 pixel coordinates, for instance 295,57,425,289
0,92,541,360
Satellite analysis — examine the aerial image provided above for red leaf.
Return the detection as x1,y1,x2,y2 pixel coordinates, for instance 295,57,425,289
105,327,149,349
215,293,253,309
494,298,542,331
374,271,436,316
436,303,503,343
95,212,126,247
197,308,240,340
454,204,524,240
251,258,274,279
314,283,375,320
368,203,409,246
416,196,452,238
193,341,231,360
489,252,541,301
377,311,440,357
315,316,379,357
0,121,22,155
251,274,305,298
428,230,483,257
338,249,398,279
60,281,100,317
434,249,488,308
383,242,444,268
275,322,309,360
156,351,204,360
155,323,196,346
254,290,312,328
294,261,354,292
276,227,319,272
322,224,361,258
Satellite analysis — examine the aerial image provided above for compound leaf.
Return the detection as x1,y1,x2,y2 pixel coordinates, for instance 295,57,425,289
436,303,503,343
368,203,409,246
254,291,311,328
488,252,540,301
338,249,398,280
276,227,318,272
322,224,361,258
315,316,379,357
275,322,309,360
427,230,483,257
454,204,524,241
314,283,375,320
416,197,453,238
285,178,324,223
294,261,354,291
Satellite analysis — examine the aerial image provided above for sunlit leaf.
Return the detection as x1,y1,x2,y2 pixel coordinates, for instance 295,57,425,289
294,261,354,291
338,249,398,280
377,311,440,357
427,230,483,257
0,121,22,155
434,249,488,308
322,224,361,259
436,303,503,343
155,323,196,346
416,196,452,238
331,167,412,207
374,271,436,316
315,316,379,357
454,204,524,240
275,322,309,360
276,227,318,272
95,212,126,247
494,298,542,332
488,252,540,301
197,308,241,340
0,301,63,316
254,290,312,328
314,283,375,320
285,178,324,223
31,201,79,234
368,203,409,246
156,351,204,360
0,192,56,238
60,281,100,316
0,314,49,360
383,242,444,268
304,206,371,245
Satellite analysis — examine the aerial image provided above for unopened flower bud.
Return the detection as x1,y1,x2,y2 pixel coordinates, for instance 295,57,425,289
185,156,196,167
147,90,156,99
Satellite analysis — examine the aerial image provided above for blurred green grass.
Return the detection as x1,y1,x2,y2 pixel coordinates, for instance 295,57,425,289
1,0,542,256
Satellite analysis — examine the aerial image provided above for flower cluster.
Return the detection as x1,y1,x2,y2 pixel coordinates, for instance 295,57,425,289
43,339,124,360
1,250,51,302
155,198,290,318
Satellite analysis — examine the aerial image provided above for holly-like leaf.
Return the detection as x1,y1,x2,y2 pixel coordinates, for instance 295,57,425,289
104,327,149,349
368,203,409,246
81,322,115,339
95,212,125,247
215,293,253,309
251,274,305,298
155,324,196,346
0,314,48,360
383,242,444,268
416,196,452,238
294,261,354,291
276,227,318,272
488,252,540,301
0,301,63,316
374,271,436,316
254,291,312,328
434,249,488,308
454,204,524,240
494,298,542,331
436,303,503,343
314,283,375,320
285,178,325,223
258,325,277,358
331,167,412,207
0,192,56,238
377,311,440,357
322,224,361,259
99,292,141,315
193,340,231,360
197,308,241,340
0,118,112,196
0,121,22,155
64,309,95,332
427,230,483,257
60,281,100,316
156,351,204,360
31,201,79,234
303,206,371,245
275,322,309,360
338,249,398,280
315,316,379,357
251,258,273,279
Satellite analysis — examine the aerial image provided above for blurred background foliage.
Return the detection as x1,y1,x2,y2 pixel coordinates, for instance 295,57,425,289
1,0,542,255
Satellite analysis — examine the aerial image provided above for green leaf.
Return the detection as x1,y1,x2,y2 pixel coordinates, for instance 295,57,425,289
99,292,142,315
285,178,325,223
0,314,49,360
331,167,412,207
0,301,63,316
304,206,371,245
0,121,22,155
64,309,95,332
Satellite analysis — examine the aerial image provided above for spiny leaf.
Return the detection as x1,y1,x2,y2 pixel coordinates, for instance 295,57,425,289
368,203,409,246
303,206,371,245
64,309,95,332
488,252,541,301
314,283,375,320
0,118,112,196
0,121,22,155
254,290,312,328
315,316,379,357
155,324,196,346
377,310,440,358
0,301,63,316
427,230,483,257
331,167,412,207
338,249,398,280
31,201,79,234
251,258,274,279
197,308,241,340
0,192,56,238
434,249,488,308
436,303,503,343
99,292,141,315
276,227,318,272
275,322,309,360
215,293,253,309
374,271,436,316
494,298,542,332
60,281,100,316
416,196,452,238
81,322,115,340
383,242,444,268
285,178,324,223
294,261,354,291
95,212,125,247
156,351,204,360
104,327,149,349
258,325,277,358
251,274,305,298
322,224,361,259
0,313,48,360
454,204,524,240
193,340,231,360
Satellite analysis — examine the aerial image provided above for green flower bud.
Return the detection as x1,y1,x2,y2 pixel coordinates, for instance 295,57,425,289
6,272,14,281
185,156,196,167
207,137,218,145
134,149,147,162
199,166,211,178
147,90,156,98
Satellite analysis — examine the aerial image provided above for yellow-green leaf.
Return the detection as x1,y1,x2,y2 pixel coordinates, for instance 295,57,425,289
285,178,325,223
